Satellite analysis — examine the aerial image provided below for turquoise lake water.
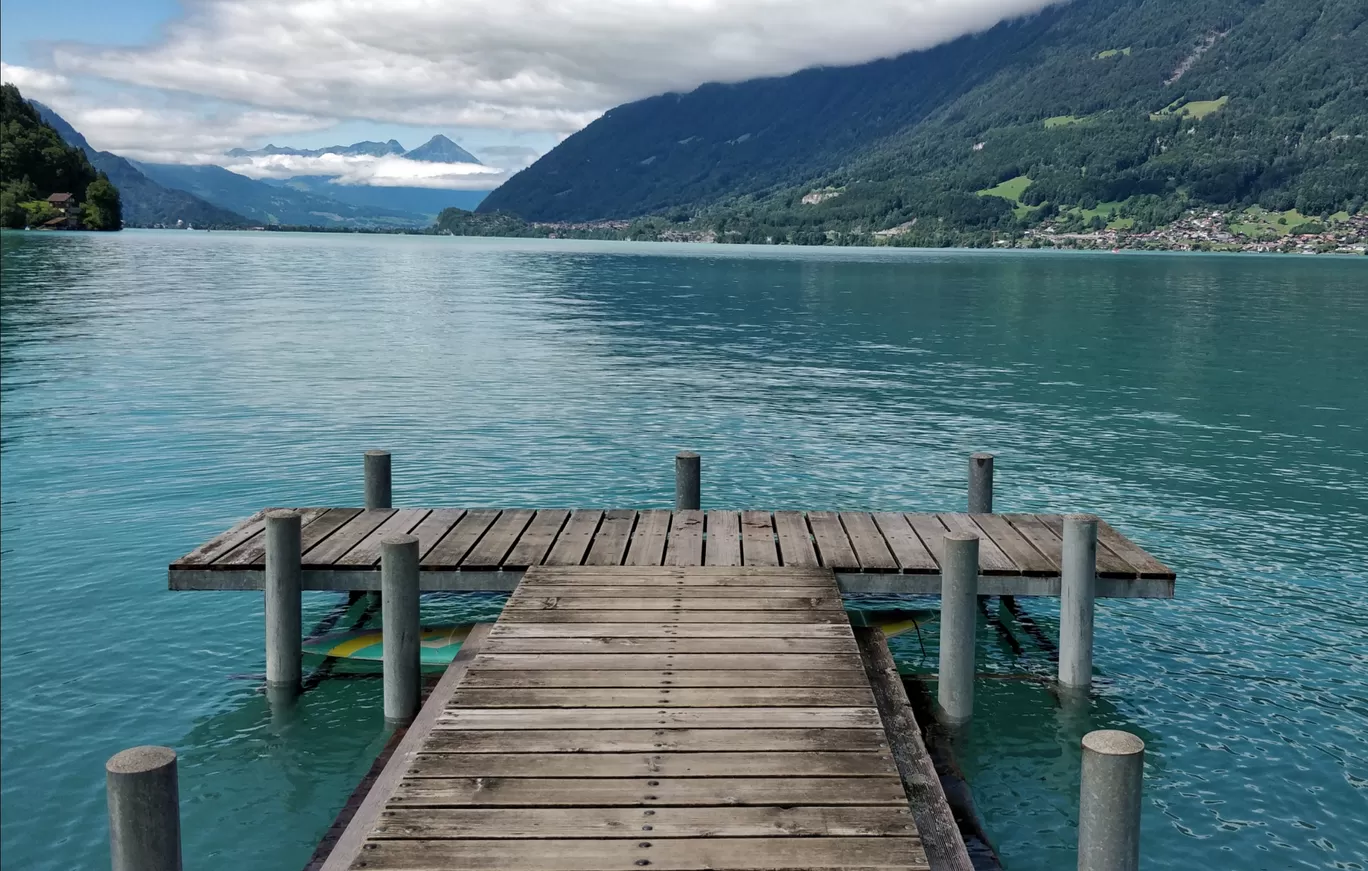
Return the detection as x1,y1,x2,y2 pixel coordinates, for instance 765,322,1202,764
1,230,1366,870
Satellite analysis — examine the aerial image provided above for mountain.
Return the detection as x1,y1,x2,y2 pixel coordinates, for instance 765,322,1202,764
261,176,487,217
227,140,407,158
0,84,117,230
32,102,250,229
403,135,481,164
479,0,1367,242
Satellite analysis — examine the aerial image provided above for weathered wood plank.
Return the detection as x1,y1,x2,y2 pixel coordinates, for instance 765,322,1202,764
525,565,833,580
521,573,832,587
405,508,466,560
461,509,536,570
333,509,430,567
937,513,1017,574
871,513,938,573
969,513,1056,575
173,509,269,566
903,514,950,570
624,509,672,567
459,670,871,689
840,512,899,572
585,509,637,567
373,805,918,839
479,637,858,655
704,511,741,566
501,509,570,570
303,509,395,566
1096,518,1174,579
663,510,703,567
436,707,884,729
496,609,846,624
999,513,1065,573
773,511,819,568
506,585,845,599
408,750,895,778
807,511,859,571
392,777,909,807
447,687,873,708
740,511,779,566
542,510,604,567
1033,514,1136,578
419,509,501,569
422,728,890,753
504,596,842,612
488,622,854,638
470,653,857,671
212,507,334,566
353,836,928,869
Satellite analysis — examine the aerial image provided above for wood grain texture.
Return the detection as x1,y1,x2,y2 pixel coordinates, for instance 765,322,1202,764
303,509,395,566
392,776,908,807
585,509,637,567
487,622,854,638
420,509,500,569
469,653,859,671
1095,518,1174,579
1032,514,1136,577
505,596,842,612
773,511,819,567
458,670,872,689
968,513,1056,575
407,750,896,778
447,687,874,708
435,707,884,730
174,509,270,566
213,507,333,567
501,510,570,570
740,511,779,566
808,511,859,571
936,513,1017,574
704,511,741,566
479,636,858,655
405,509,466,561
461,509,536,570
422,728,890,753
624,509,672,567
664,510,703,566
840,512,899,572
542,510,604,567
496,609,847,624
334,509,430,567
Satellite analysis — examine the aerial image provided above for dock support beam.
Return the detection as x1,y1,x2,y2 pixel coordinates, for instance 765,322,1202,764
365,450,392,510
265,509,302,693
1078,730,1145,871
968,452,994,513
1060,513,1098,689
938,532,979,724
675,451,701,511
382,534,421,724
107,746,182,871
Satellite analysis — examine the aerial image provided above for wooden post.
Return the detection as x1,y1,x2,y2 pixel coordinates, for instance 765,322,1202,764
938,532,979,724
675,451,700,511
365,450,392,510
968,452,994,513
107,746,182,871
1078,730,1144,871
382,534,421,724
1060,513,1098,689
264,509,302,693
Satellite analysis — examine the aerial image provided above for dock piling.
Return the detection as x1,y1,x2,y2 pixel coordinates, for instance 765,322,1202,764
938,532,979,724
1060,513,1099,689
107,745,182,871
264,509,302,693
675,451,701,510
968,452,994,513
365,450,392,510
1078,729,1144,871
381,534,421,724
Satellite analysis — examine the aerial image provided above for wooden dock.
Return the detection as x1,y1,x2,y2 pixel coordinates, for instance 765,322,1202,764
170,509,1174,598
318,566,957,871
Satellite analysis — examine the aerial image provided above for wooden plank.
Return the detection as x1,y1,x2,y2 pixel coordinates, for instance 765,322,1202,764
969,513,1056,575
585,509,637,567
840,512,899,572
488,623,854,639
479,637,857,655
173,509,269,566
937,513,1017,574
773,511,818,568
504,596,842,611
333,509,430,567
807,511,859,571
420,509,500,569
392,777,909,807
624,509,672,567
212,507,333,566
542,510,604,567
496,610,846,624
407,508,466,560
470,653,856,670
1096,518,1175,579
525,565,833,580
871,513,937,573
854,627,974,871
353,836,927,869
663,509,703,566
408,750,896,778
1000,513,1065,573
740,511,779,566
903,514,950,569
422,728,890,753
461,509,536,570
1032,514,1136,578
448,686,873,707
436,707,884,730
303,509,395,566
374,805,918,839
501,509,570,569
506,585,846,599
521,573,831,587
703,511,741,566
459,670,871,689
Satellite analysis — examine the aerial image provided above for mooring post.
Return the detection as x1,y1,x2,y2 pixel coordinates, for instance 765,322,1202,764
107,746,182,871
1060,513,1099,689
938,531,979,724
968,452,994,513
1078,729,1145,871
675,451,701,511
365,450,392,510
265,509,302,693
381,534,421,724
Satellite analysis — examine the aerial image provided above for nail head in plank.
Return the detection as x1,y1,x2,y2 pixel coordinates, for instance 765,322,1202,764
807,511,859,571
664,509,703,566
871,513,937,573
421,509,501,569
704,511,741,566
773,511,819,568
462,509,536,570
839,513,899,571
543,510,604,567
407,750,895,778
422,728,890,753
624,509,672,567
501,509,570,569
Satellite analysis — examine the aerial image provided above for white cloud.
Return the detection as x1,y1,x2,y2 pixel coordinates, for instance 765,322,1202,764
1,62,72,97
222,153,508,189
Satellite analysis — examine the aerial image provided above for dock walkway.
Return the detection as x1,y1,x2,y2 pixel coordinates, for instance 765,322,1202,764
170,509,1174,597
321,565,935,870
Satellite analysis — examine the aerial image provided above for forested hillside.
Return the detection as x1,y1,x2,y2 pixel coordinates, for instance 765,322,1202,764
480,0,1366,245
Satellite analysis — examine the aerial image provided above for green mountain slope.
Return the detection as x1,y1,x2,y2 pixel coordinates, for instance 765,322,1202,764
480,0,1366,240
0,83,118,229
